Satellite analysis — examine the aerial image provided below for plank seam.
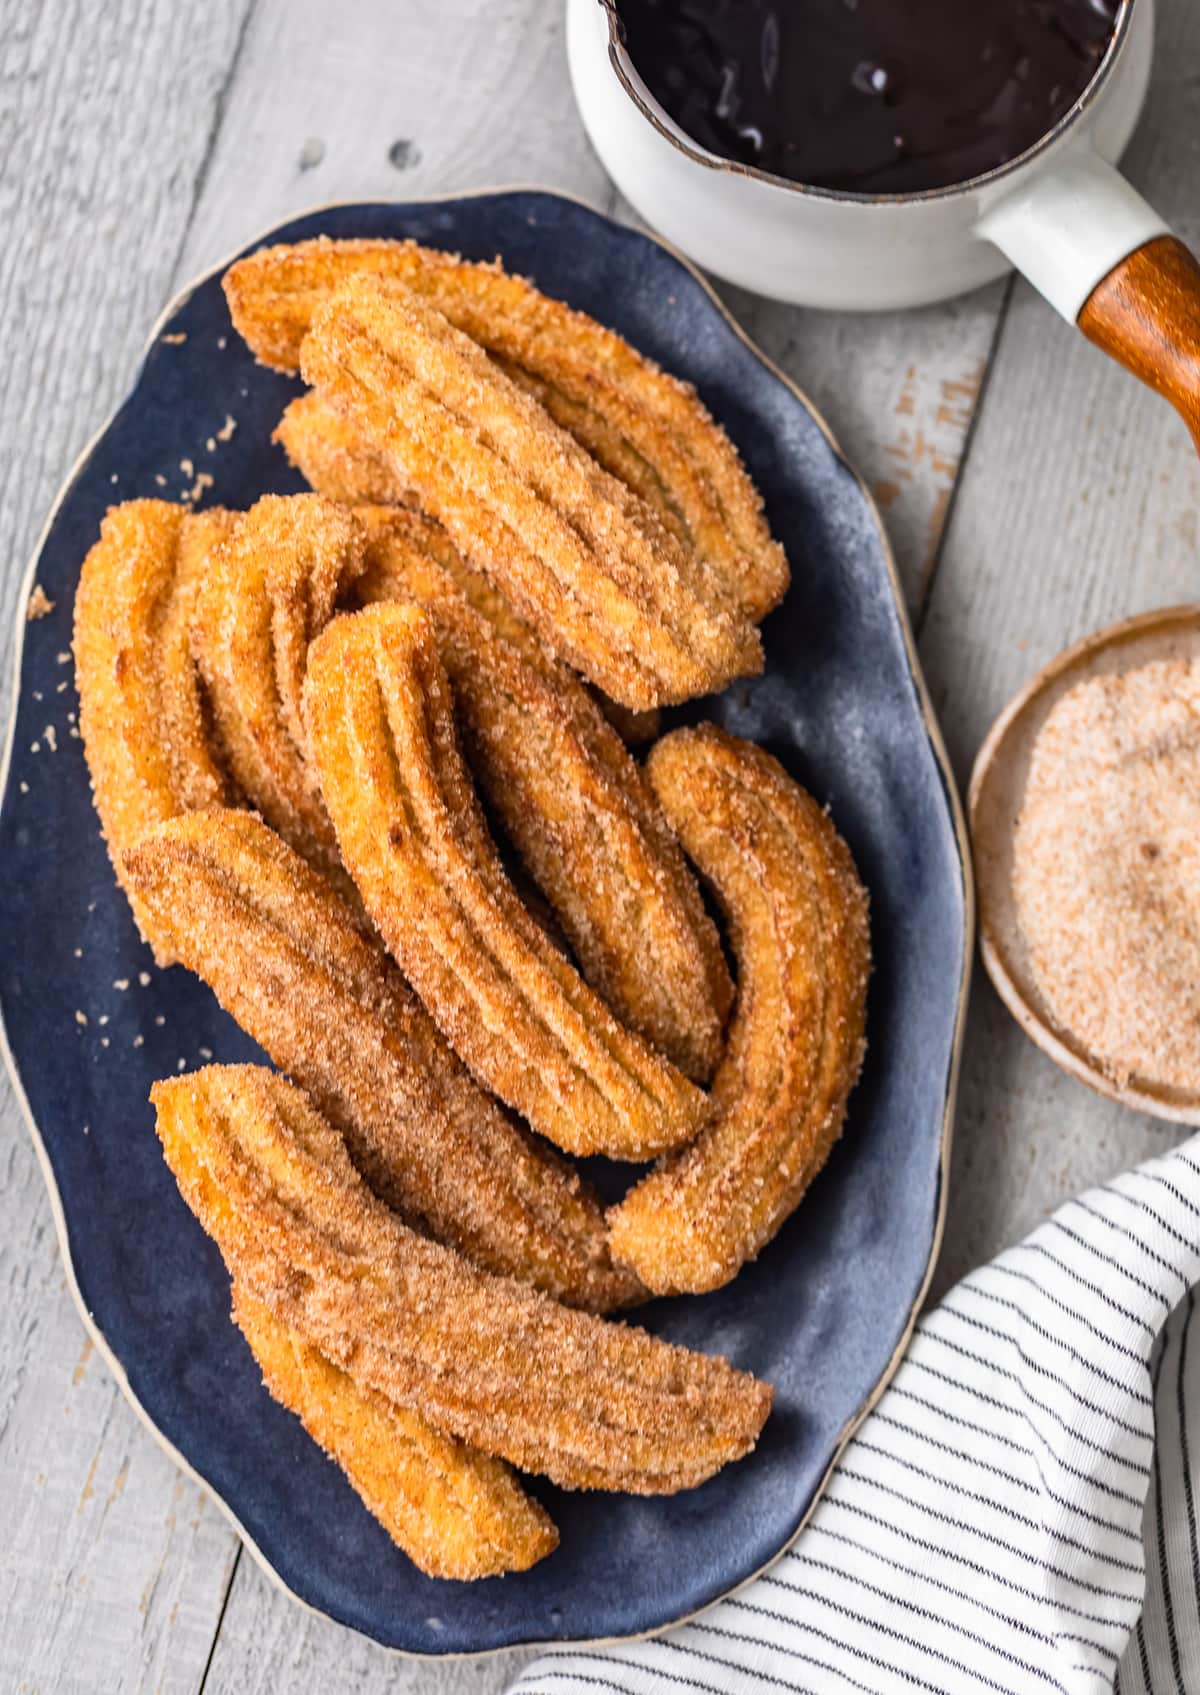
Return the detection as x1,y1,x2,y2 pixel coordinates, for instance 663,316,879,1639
197,1543,244,1694
914,274,1018,638
168,0,262,293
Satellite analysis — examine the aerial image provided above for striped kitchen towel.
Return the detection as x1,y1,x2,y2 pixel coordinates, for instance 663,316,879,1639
507,1133,1200,1695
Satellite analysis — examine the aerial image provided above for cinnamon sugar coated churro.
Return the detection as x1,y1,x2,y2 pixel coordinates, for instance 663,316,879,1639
154,1065,772,1493
191,493,367,884
275,390,413,507
230,1284,558,1578
304,603,708,1157
123,809,636,1311
357,509,733,1080
299,275,763,708
74,499,235,962
609,728,871,1295
225,235,789,619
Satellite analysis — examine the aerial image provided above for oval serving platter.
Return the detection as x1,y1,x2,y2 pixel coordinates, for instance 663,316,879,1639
0,190,970,1656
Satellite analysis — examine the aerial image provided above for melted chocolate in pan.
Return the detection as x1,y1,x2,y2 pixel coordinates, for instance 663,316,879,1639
614,0,1121,195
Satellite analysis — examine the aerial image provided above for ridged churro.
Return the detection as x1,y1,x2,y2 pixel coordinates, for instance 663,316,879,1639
123,808,636,1311
231,1284,558,1578
225,235,788,619
609,728,871,1295
154,1065,772,1493
299,276,763,709
304,603,709,1157
190,493,366,883
74,499,235,963
357,509,732,1080
275,390,412,507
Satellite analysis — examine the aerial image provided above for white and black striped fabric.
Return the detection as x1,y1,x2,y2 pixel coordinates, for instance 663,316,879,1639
507,1134,1200,1695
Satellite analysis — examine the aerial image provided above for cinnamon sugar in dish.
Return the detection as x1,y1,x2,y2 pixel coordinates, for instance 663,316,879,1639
1012,655,1200,1095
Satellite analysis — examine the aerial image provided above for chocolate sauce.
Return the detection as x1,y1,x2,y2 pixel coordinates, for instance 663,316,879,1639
612,0,1122,196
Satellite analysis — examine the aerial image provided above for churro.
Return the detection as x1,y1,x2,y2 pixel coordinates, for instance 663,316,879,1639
74,499,235,963
190,493,366,883
357,509,732,1080
225,235,788,619
299,275,762,709
274,390,412,507
609,728,871,1295
304,603,709,1157
231,1284,558,1578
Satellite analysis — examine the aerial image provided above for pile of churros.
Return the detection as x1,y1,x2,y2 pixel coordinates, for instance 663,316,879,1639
72,236,871,1580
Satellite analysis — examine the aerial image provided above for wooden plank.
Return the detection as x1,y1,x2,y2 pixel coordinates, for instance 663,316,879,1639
920,0,1200,1298
0,1131,238,1694
723,278,1009,612
203,1556,535,1695
0,2,252,1689
173,0,615,282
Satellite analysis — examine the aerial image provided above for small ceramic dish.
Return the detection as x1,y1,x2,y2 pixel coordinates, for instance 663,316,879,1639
969,604,1200,1123
0,190,970,1655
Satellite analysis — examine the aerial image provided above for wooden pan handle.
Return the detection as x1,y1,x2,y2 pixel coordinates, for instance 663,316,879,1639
1079,235,1200,452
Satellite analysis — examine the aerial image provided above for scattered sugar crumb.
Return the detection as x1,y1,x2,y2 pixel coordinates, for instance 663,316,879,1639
32,691,42,702
180,457,194,477
113,979,129,991
73,947,82,959
26,585,55,621
19,781,28,795
82,1125,89,1136
98,1015,109,1027
162,332,187,346
205,437,216,453
184,470,214,503
217,336,227,350
57,651,70,665
154,1014,165,1027
43,725,57,752
30,741,39,754
216,414,237,442
177,1057,186,1071
139,971,152,987
110,473,119,485
56,681,68,693
75,1010,88,1026
69,725,79,739
100,1037,110,1049
155,474,167,488
133,1034,144,1049
87,901,96,912
198,1046,213,1061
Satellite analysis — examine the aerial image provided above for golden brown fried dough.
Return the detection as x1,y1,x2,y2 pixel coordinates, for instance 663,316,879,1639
274,391,412,507
123,808,636,1311
609,728,871,1295
231,1284,558,1578
299,276,762,709
190,493,366,883
304,603,709,1158
74,499,235,963
357,510,732,1081
154,1065,772,1493
225,236,788,619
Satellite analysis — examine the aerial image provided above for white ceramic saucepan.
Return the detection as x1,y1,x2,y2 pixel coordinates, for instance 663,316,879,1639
568,0,1200,448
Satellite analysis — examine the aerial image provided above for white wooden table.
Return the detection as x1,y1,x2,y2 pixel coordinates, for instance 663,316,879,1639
2,3,1197,1689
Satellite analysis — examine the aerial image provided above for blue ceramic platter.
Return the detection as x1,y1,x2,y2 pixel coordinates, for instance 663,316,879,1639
0,191,969,1655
